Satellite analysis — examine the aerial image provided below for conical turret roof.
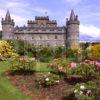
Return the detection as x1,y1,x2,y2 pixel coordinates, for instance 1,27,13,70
5,10,11,21
70,10,75,21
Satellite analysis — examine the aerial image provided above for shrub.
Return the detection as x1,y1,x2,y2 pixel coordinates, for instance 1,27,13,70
66,48,83,62
35,46,67,62
49,58,71,75
90,44,100,60
10,56,36,73
39,56,51,62
71,63,96,79
74,81,100,100
35,73,60,88
0,40,17,59
7,40,37,57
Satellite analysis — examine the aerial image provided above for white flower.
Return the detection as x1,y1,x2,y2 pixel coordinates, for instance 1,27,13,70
74,89,78,93
80,91,83,95
80,85,85,90
48,72,50,74
45,78,49,81
87,90,91,94
44,75,47,77
56,80,59,83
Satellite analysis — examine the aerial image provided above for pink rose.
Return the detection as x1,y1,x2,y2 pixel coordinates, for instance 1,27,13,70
95,61,100,71
70,62,77,69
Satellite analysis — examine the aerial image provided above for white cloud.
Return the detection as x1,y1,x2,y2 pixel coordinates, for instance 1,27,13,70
11,15,27,26
6,1,30,8
80,24,100,38
65,0,82,5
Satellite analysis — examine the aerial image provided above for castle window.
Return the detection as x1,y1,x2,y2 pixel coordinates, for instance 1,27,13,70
47,43,50,47
55,35,58,39
17,36,19,39
39,35,42,39
47,35,49,39
32,36,34,39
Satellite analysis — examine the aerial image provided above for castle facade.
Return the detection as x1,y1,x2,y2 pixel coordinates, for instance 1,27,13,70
1,10,80,48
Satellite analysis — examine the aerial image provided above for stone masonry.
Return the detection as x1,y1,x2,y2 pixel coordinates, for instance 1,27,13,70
1,10,80,48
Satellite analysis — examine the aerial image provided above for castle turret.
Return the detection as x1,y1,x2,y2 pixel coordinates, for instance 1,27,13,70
66,10,80,48
1,10,15,40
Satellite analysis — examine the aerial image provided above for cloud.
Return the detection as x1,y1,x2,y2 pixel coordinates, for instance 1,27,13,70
80,24,100,37
11,15,27,26
6,1,30,8
80,24,100,42
65,0,82,5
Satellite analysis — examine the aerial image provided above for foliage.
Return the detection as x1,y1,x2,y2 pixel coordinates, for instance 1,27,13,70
35,73,60,88
0,40,18,60
49,58,71,74
7,40,36,57
66,48,83,62
36,46,67,61
10,56,36,73
90,44,100,60
80,42,90,50
0,31,2,39
74,81,100,100
71,63,96,78
0,60,30,100
7,40,67,61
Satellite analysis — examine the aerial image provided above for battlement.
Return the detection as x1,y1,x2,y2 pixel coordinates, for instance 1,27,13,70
14,26,64,34
27,16,57,27
1,18,15,26
35,16,49,20
66,10,80,25
1,10,80,48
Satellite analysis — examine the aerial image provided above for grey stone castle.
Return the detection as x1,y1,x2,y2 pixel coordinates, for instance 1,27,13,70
1,10,80,48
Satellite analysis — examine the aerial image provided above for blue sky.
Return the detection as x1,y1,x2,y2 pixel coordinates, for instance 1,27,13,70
0,0,100,42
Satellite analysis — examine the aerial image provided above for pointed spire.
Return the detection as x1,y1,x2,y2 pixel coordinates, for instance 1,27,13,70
5,10,11,21
70,10,75,21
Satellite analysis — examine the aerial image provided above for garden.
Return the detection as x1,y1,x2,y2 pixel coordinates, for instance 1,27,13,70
0,40,100,100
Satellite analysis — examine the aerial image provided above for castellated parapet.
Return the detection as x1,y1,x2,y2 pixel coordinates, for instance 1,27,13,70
1,10,80,48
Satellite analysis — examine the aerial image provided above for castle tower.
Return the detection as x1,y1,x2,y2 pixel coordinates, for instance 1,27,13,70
1,10,15,40
66,10,80,48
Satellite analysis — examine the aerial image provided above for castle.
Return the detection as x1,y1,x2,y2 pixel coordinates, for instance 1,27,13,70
1,10,80,48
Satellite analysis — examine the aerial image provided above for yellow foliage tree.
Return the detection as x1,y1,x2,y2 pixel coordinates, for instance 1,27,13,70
0,40,18,59
90,44,100,60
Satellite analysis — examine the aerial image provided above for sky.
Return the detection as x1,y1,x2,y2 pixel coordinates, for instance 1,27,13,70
0,0,100,42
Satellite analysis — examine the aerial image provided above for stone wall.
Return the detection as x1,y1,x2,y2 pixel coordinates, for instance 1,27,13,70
15,33,65,46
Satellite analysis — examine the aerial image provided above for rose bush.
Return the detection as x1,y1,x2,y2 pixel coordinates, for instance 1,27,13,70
74,81,100,100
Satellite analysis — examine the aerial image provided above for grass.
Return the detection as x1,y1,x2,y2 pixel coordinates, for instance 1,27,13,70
0,60,30,100
0,59,52,100
35,61,53,72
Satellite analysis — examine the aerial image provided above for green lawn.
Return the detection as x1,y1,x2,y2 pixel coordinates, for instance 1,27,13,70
0,60,51,100
34,61,52,72
0,60,30,100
